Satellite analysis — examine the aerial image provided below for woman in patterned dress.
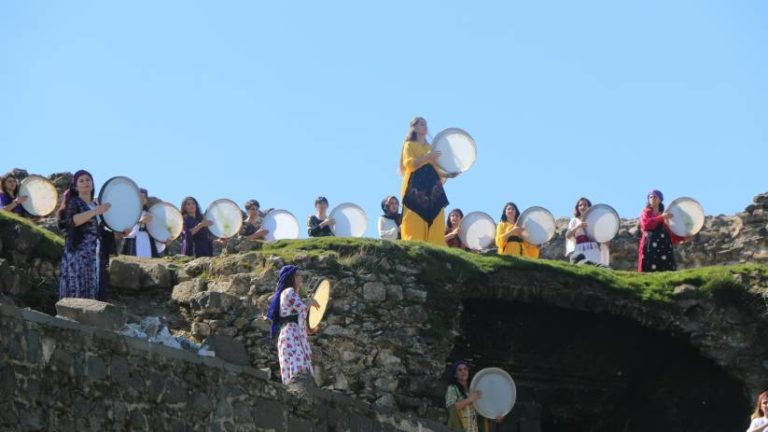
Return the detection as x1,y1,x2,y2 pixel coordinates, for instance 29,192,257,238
267,265,320,384
445,361,503,431
58,170,113,300
637,190,687,272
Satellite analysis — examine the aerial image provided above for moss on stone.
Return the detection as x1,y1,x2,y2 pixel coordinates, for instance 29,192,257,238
0,211,64,260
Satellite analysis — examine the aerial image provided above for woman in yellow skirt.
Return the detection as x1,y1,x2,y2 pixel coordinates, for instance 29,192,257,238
495,202,540,258
399,117,454,246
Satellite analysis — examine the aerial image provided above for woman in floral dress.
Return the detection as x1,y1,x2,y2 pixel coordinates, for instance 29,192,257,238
267,265,320,384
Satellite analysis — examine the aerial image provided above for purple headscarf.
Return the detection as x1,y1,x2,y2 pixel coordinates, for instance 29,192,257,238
648,189,664,202
71,170,92,188
266,265,299,338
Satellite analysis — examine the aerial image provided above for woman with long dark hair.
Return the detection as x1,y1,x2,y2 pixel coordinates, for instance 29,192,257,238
180,196,214,257
0,172,28,217
58,170,114,300
637,190,686,272
399,117,455,246
445,361,503,431
747,391,768,432
445,208,469,250
495,202,539,258
565,197,610,267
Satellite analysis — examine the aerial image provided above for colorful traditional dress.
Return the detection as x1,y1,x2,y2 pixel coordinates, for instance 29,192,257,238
446,384,479,432
0,192,26,217
495,221,539,258
277,287,314,384
181,215,213,257
59,197,108,299
307,215,333,237
565,217,610,266
638,208,683,272
400,140,448,246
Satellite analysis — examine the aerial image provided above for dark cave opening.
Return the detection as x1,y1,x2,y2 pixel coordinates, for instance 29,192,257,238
448,299,750,432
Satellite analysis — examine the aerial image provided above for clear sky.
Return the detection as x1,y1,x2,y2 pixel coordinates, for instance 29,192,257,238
2,1,766,237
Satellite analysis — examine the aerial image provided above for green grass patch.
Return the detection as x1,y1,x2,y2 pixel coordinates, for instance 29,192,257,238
0,211,64,260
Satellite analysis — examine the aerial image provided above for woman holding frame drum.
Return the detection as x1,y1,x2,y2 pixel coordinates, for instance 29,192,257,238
495,202,539,258
121,188,166,258
638,190,687,272
239,199,270,242
307,196,334,237
565,197,610,267
58,170,118,300
0,172,28,217
399,117,455,246
445,360,504,431
445,208,469,251
266,265,321,385
180,196,214,257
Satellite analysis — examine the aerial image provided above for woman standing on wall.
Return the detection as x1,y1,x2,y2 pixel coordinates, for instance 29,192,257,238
399,117,455,246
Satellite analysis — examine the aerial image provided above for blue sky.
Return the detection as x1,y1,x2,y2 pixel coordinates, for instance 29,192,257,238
2,1,766,237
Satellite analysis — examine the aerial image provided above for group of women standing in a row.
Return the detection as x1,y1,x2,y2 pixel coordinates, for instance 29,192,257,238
390,117,692,272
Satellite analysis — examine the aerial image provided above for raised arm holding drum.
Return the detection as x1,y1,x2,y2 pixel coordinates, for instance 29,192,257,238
495,202,540,258
637,190,699,272
445,361,506,432
0,172,29,217
565,197,615,267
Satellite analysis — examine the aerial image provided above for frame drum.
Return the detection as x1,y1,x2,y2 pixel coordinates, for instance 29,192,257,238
330,203,368,238
261,209,300,242
667,197,705,237
204,199,243,239
432,128,477,175
98,176,143,232
584,204,620,243
517,206,556,245
458,211,496,250
470,367,517,418
18,175,58,217
147,202,184,242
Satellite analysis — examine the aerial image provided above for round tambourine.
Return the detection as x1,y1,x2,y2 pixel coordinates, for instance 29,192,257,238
204,199,243,239
470,367,517,419
666,197,705,237
98,176,143,232
584,204,620,243
432,128,477,176
261,209,301,242
458,211,496,250
146,202,184,242
517,206,556,246
329,203,368,238
18,175,58,217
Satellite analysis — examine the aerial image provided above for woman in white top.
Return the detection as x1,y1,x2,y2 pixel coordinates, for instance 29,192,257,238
565,197,610,267
377,195,402,240
747,391,768,432
121,188,165,258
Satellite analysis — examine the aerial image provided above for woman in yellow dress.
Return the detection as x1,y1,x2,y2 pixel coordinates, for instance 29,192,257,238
495,202,540,258
399,117,455,246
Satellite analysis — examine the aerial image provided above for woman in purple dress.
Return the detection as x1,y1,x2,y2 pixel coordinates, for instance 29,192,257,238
0,172,28,217
180,196,214,257
58,170,113,300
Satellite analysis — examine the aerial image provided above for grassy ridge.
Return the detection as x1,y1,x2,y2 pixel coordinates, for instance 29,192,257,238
260,237,768,303
0,210,64,260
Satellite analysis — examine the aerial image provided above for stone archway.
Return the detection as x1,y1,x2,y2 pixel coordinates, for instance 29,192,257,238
450,299,750,432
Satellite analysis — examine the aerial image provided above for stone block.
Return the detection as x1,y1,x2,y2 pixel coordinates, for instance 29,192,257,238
55,298,126,331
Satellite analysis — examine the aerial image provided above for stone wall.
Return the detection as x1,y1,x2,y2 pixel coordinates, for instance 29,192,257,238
0,302,449,432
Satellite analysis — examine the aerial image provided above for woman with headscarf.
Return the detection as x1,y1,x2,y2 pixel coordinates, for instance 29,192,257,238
638,190,687,272
399,117,456,246
0,172,28,217
58,170,116,300
445,360,504,431
377,195,402,240
121,188,165,258
267,265,320,385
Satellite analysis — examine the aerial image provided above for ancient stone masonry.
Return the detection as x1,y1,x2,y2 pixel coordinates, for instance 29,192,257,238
0,302,450,432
